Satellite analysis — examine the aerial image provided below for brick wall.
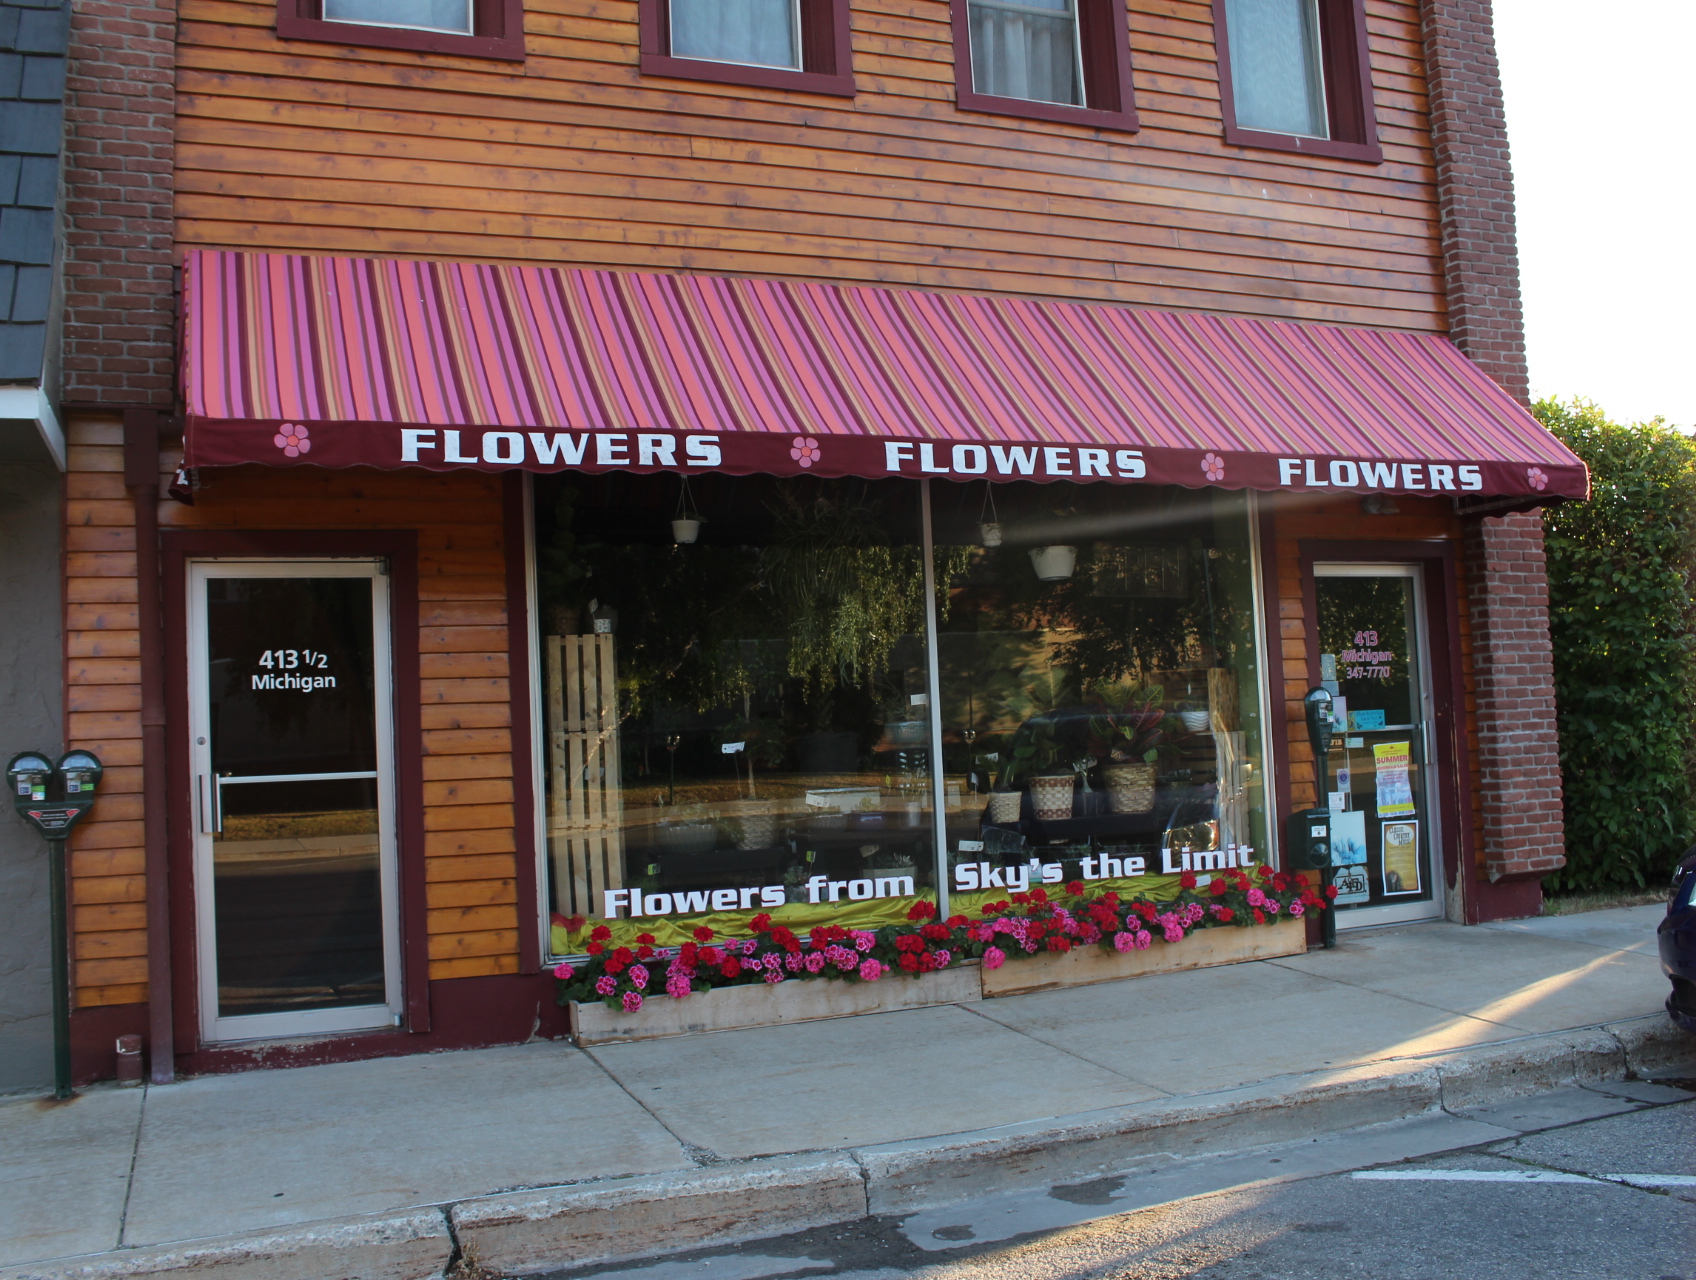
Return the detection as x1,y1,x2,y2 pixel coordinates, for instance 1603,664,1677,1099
1462,512,1564,882
60,0,174,403
1419,0,1528,400
1421,0,1565,903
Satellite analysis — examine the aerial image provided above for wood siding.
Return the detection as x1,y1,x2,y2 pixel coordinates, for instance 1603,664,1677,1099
63,413,522,1008
173,0,1446,331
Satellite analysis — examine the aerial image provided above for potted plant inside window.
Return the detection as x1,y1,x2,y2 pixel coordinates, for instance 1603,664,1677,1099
1087,684,1167,814
1008,720,1075,822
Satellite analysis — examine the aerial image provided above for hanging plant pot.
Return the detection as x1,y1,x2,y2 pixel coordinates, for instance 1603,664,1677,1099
671,517,702,544
1029,545,1077,582
985,790,1023,824
1103,762,1157,814
1029,773,1076,822
979,521,1003,548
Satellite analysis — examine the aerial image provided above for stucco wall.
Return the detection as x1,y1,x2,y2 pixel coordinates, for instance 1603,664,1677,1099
0,458,64,1094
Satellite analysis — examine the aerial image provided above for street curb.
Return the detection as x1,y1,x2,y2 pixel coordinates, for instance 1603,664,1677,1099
450,1153,867,1277
0,1209,453,1280
8,1016,1692,1280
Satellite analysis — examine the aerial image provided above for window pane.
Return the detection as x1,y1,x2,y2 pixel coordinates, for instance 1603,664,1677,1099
1225,0,1327,138
322,0,473,33
934,485,1269,906
670,0,801,70
538,475,939,954
968,0,1083,106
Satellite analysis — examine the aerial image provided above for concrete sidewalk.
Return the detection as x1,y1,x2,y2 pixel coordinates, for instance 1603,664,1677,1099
4,905,1692,1280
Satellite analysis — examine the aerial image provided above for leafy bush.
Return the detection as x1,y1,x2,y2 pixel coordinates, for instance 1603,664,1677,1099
1538,399,1696,890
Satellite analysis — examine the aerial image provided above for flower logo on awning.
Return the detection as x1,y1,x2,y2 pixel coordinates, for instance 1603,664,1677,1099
1527,466,1548,491
790,436,821,468
274,424,311,458
1201,452,1225,483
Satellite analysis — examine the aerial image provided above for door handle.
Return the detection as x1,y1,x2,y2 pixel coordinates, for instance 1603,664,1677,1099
199,774,222,834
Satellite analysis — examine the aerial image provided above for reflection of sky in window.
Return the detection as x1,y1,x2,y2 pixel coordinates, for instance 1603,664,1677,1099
670,0,800,69
1225,0,1327,138
323,0,472,33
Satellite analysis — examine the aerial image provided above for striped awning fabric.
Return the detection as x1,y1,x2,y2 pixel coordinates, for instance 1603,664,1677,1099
182,250,1587,500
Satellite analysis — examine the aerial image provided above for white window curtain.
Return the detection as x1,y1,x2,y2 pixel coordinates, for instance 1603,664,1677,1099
1224,0,1328,138
322,0,473,33
670,0,801,70
968,0,1084,107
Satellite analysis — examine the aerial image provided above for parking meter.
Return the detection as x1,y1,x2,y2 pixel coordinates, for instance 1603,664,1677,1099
7,748,103,1098
1299,687,1338,950
1287,807,1332,872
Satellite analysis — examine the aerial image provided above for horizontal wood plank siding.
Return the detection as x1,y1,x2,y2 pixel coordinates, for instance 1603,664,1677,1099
173,0,1445,330
61,414,522,1007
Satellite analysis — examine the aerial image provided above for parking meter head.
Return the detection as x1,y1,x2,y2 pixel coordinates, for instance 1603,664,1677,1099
1286,807,1332,870
57,750,103,796
7,751,54,805
1302,687,1334,759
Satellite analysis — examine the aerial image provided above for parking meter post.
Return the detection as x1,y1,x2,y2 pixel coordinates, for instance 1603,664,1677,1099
47,835,71,1099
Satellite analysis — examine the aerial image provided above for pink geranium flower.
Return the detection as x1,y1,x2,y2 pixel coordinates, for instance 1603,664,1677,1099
595,975,616,996
858,959,884,981
1289,900,1305,917
983,946,1007,970
621,991,643,1012
665,973,692,999
628,964,649,989
551,962,575,980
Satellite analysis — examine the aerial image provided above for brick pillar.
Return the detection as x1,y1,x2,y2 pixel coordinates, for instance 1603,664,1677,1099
61,0,176,404
1422,0,1565,909
1464,513,1565,883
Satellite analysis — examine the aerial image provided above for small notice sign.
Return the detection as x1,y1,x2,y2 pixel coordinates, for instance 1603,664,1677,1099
1373,741,1416,817
1382,820,1422,894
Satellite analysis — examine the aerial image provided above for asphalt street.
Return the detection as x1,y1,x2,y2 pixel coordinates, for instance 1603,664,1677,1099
542,1081,1696,1280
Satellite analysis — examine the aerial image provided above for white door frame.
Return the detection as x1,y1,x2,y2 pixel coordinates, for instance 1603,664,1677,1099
1312,562,1446,929
186,558,404,1043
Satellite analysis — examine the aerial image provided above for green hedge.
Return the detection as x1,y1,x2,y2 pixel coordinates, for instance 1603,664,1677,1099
1538,399,1696,891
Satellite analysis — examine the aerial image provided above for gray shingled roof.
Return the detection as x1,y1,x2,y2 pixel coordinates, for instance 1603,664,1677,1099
0,0,66,382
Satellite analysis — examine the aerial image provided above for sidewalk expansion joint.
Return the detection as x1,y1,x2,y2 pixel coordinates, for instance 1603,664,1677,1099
951,1001,1174,1094
113,1081,149,1251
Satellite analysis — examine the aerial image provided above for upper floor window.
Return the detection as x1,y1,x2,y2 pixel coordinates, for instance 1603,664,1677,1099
669,0,800,70
1212,0,1382,162
321,0,471,33
950,0,1139,131
639,0,855,95
277,0,524,59
967,0,1083,107
1222,0,1323,137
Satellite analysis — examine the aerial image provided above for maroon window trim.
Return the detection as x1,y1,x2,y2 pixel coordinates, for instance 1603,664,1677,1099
277,0,526,61
162,530,429,1051
638,0,855,96
949,0,1138,132
502,474,543,974
1212,0,1382,163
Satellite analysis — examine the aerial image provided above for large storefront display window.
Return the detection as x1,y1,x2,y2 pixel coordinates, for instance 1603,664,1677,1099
537,474,1269,957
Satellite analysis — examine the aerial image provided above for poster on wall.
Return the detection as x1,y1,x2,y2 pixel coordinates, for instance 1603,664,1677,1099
1382,820,1422,894
1373,741,1416,816
1330,810,1370,904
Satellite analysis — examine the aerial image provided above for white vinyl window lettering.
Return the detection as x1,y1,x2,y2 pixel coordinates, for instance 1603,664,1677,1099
1224,0,1328,138
670,0,802,69
321,0,473,33
968,0,1085,107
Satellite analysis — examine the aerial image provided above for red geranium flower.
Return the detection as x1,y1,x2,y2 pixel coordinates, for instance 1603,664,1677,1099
1180,872,1197,889
605,959,627,975
699,946,724,965
750,914,773,932
1253,908,1266,924
636,945,654,959
921,923,950,940
907,900,939,921
1210,879,1228,897
1325,884,1339,900
591,925,612,942
1046,936,1071,952
898,953,920,972
565,915,586,933
587,941,605,956
1065,880,1085,896
1030,887,1049,905
613,947,635,964
637,933,656,945
693,925,715,942
946,915,968,928
720,958,742,978
680,942,698,964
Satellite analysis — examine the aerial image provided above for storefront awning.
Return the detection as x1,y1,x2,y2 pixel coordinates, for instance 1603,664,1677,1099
182,250,1587,500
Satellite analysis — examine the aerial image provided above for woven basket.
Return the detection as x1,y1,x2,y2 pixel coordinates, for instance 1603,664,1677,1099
1104,762,1157,814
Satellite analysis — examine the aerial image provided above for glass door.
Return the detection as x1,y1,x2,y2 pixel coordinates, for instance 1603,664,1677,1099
187,560,402,1041
1312,564,1444,927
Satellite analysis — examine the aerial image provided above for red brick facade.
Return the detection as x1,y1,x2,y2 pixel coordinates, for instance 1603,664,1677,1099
61,0,176,404
1421,0,1566,903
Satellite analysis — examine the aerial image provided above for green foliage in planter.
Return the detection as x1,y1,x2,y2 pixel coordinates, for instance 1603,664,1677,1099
1539,399,1696,890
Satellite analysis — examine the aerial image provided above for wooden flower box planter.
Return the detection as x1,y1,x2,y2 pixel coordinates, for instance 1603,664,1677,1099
566,917,1308,1045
